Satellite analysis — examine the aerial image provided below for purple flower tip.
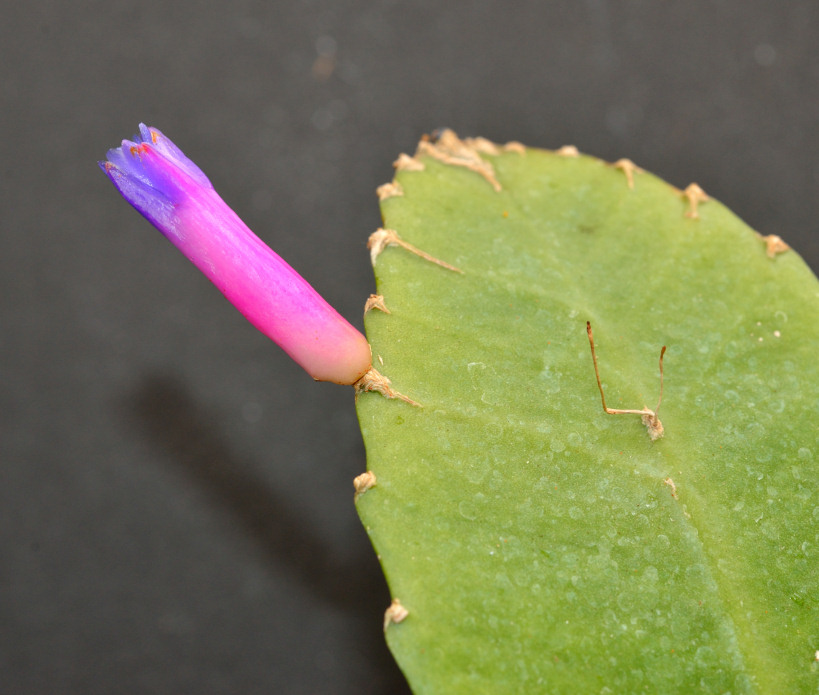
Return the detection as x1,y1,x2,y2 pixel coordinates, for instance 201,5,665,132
99,125,213,231
101,125,372,385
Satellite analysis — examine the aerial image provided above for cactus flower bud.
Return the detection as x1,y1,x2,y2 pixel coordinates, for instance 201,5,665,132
100,124,371,385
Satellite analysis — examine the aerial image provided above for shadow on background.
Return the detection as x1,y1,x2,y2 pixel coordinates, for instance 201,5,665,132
129,373,411,694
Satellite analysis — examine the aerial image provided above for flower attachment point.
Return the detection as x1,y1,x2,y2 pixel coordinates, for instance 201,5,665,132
354,367,421,407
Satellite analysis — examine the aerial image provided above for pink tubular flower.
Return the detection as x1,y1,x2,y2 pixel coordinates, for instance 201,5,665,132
100,124,372,385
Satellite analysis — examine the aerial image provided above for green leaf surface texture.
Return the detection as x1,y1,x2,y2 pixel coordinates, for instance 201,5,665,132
355,133,819,694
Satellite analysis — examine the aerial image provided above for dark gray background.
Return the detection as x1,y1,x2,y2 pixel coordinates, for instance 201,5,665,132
2,2,817,693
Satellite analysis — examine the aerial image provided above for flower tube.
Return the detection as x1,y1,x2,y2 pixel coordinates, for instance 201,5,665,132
100,124,372,385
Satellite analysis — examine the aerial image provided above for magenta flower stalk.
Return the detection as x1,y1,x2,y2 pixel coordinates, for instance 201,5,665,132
100,124,372,385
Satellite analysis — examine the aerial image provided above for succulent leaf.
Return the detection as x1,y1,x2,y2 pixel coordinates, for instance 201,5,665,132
356,133,819,694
